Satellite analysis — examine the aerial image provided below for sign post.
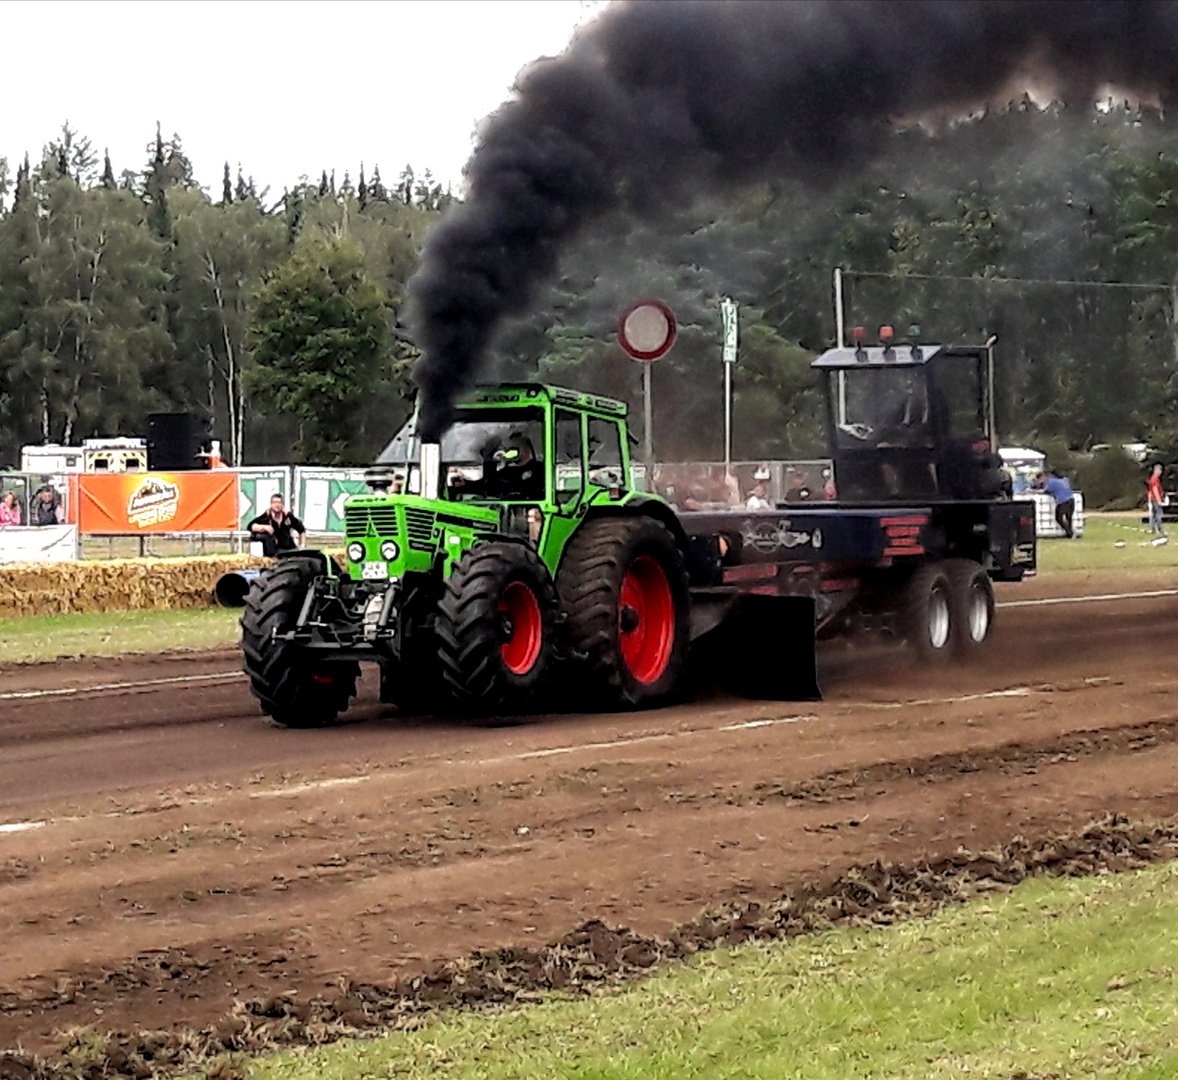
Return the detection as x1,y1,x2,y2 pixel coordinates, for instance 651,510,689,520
721,296,739,470
616,299,677,469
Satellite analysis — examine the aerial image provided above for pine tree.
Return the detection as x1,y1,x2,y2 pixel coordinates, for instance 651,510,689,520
397,163,414,205
235,166,255,202
101,151,117,191
369,164,388,203
222,162,233,205
358,164,367,209
319,170,329,197
12,154,30,209
143,123,171,237
163,132,195,186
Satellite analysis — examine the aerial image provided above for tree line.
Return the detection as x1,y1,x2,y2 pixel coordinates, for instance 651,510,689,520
3,106,1178,472
0,125,450,466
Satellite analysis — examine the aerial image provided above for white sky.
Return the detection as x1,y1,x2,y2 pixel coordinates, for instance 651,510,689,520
3,0,607,200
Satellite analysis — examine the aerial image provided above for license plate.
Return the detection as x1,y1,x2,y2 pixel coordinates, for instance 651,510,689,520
361,561,389,580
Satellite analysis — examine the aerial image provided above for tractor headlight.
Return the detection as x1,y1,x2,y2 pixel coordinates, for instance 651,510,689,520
347,542,365,563
380,539,400,561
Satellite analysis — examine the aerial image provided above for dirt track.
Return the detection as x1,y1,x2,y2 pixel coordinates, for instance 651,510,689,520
2,573,1177,1052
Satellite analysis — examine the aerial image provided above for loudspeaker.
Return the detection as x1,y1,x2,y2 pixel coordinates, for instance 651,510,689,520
147,413,211,471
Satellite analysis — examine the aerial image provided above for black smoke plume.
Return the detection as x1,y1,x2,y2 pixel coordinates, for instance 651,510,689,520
408,0,1178,441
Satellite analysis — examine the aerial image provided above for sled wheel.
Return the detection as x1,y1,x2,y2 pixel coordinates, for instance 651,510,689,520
901,562,954,664
946,558,995,658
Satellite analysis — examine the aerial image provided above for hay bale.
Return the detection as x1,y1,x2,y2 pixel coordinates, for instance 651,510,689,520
0,555,268,618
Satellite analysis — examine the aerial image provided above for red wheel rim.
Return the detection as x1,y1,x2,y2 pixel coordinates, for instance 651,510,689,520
499,580,543,675
619,555,675,685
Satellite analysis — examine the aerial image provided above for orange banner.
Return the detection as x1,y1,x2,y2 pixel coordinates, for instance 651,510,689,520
78,472,239,533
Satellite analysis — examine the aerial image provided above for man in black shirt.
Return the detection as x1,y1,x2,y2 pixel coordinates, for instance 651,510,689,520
488,433,544,500
248,494,306,557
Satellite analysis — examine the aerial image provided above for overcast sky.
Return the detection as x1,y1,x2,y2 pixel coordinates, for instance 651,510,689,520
3,0,606,200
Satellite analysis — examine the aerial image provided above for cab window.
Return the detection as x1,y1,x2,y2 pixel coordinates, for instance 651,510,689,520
554,410,584,507
587,418,624,489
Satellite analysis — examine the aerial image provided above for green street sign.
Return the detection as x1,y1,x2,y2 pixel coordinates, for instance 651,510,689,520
721,296,739,364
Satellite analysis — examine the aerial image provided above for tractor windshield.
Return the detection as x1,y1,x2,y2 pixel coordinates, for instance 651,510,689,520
377,408,547,502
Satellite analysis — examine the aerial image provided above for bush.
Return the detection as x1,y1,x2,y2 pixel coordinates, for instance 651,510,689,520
1070,449,1143,510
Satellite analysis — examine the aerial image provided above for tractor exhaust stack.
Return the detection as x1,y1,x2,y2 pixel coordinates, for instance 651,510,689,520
420,442,441,501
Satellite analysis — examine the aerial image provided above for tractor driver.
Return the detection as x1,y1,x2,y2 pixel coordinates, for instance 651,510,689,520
488,432,544,500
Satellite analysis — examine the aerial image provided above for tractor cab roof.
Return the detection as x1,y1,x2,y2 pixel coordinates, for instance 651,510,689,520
462,384,628,417
813,344,944,368
377,385,629,465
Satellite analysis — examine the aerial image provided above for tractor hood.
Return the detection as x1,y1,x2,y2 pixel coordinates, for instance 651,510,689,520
343,494,498,580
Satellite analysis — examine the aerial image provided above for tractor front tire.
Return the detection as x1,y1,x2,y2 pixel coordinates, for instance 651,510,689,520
241,558,358,728
557,516,690,709
436,542,557,712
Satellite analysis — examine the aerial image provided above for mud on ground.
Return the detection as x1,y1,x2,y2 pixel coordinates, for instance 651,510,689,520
0,572,1176,1064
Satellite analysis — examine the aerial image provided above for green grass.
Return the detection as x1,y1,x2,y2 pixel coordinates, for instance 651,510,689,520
253,862,1178,1080
1039,513,1178,574
0,607,240,664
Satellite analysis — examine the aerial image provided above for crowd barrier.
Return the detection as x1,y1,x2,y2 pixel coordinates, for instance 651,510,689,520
0,525,80,564
1017,491,1086,539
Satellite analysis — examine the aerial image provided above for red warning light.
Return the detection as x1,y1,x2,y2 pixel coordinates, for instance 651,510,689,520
851,326,866,343
879,325,894,343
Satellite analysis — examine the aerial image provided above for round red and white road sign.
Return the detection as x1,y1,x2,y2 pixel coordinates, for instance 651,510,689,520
617,299,677,361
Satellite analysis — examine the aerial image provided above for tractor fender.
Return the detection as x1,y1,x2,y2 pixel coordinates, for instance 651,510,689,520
276,548,342,575
579,497,690,553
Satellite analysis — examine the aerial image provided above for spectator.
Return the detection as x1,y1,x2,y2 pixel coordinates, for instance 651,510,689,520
745,482,772,510
248,494,306,557
1034,470,1076,539
30,486,63,526
783,467,812,502
1147,462,1167,538
0,491,20,526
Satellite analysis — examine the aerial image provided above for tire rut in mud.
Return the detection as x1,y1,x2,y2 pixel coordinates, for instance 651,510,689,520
3,814,1177,1079
703,715,1178,808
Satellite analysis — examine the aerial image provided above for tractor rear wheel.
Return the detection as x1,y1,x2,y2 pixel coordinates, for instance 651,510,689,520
435,542,557,711
557,516,690,708
241,558,358,727
946,558,995,658
901,562,955,664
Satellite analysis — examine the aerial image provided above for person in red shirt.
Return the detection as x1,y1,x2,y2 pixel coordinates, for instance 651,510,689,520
1147,462,1167,537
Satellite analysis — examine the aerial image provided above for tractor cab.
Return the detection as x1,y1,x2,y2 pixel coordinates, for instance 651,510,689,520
352,385,643,583
374,385,633,509
814,333,1004,503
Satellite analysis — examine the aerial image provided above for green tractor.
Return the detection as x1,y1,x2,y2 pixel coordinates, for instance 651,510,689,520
240,385,691,725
